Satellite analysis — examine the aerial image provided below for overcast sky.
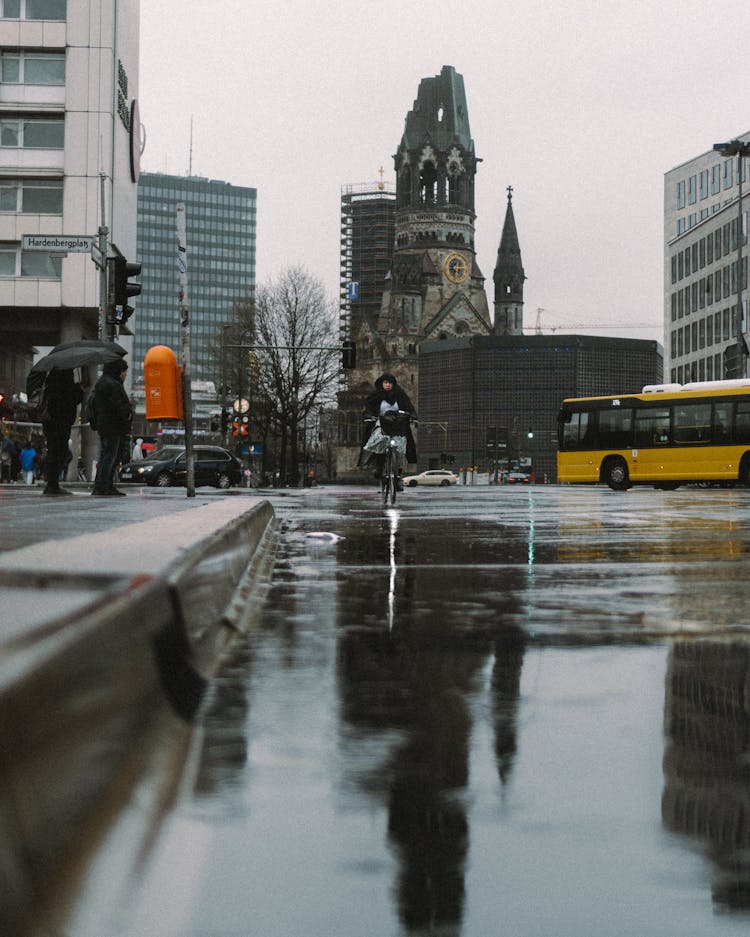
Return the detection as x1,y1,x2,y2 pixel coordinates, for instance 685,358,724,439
139,0,750,345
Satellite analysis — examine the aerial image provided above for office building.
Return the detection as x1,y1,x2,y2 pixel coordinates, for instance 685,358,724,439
664,133,750,383
0,0,140,407
133,172,257,385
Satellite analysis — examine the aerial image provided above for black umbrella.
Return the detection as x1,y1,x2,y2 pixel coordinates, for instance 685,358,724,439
30,339,127,375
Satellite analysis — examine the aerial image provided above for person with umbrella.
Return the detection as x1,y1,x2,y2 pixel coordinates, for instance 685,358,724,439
90,359,133,496
39,368,86,496
27,338,128,495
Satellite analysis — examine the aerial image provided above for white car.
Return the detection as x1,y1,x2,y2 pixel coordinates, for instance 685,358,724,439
403,469,459,487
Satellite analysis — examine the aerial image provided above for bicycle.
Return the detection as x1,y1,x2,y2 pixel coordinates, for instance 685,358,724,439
377,410,412,506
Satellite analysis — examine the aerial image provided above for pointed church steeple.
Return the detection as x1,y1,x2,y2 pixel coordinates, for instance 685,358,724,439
493,186,526,335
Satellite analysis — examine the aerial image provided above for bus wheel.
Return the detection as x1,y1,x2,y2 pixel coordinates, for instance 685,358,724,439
603,457,630,491
739,455,750,487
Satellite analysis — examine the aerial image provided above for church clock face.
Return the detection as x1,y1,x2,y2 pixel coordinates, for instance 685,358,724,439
444,252,469,284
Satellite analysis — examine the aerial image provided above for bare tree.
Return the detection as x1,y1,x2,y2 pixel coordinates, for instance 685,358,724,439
254,266,339,485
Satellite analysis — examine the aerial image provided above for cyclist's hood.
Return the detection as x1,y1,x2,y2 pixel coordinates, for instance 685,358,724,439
375,373,399,392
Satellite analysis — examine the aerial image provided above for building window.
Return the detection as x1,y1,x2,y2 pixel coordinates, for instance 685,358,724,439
1,0,66,18
0,178,62,212
699,169,709,199
688,175,697,205
0,117,64,149
684,247,691,276
1,51,65,85
724,159,734,189
0,242,61,276
677,180,686,209
711,164,721,194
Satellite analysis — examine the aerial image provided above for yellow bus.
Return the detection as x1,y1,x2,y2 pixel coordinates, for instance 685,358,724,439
557,380,750,491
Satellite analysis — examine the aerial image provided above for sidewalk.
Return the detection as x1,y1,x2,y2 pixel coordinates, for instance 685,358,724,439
0,484,279,937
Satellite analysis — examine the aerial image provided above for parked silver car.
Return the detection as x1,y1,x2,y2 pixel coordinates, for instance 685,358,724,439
402,469,459,487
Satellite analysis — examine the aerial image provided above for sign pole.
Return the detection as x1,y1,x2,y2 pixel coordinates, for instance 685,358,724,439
176,203,195,497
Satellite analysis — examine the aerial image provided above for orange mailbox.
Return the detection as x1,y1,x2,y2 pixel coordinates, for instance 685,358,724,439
144,345,184,421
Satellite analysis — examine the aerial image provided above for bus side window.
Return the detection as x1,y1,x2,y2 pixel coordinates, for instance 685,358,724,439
734,402,750,443
713,402,731,443
634,407,670,447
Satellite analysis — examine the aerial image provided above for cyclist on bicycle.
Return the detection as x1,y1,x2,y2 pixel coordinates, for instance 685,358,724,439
358,372,418,486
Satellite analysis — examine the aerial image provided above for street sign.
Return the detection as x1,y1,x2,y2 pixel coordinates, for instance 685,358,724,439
233,397,249,413
22,234,94,253
90,243,104,269
347,281,360,301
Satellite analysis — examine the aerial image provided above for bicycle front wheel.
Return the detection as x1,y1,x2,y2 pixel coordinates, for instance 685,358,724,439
382,448,396,505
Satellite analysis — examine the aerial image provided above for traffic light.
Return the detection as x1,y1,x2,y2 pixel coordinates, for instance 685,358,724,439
110,255,142,335
232,417,240,437
239,415,249,437
527,428,534,439
341,339,356,370
220,408,230,434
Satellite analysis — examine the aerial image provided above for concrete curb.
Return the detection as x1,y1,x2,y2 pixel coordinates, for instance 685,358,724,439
0,498,278,937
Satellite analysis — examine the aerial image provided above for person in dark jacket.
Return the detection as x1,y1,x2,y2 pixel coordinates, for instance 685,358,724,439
41,368,85,496
358,372,418,478
91,358,132,496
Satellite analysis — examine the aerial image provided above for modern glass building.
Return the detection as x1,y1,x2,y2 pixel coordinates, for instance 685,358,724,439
134,172,257,383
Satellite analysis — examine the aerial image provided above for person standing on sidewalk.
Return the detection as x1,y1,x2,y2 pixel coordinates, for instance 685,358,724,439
90,359,132,497
40,368,85,496
19,439,37,485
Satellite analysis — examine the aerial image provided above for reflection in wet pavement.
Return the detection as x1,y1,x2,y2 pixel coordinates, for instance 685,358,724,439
121,486,750,937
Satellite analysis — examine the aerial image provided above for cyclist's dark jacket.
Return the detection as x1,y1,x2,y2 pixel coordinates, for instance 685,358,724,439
359,373,417,465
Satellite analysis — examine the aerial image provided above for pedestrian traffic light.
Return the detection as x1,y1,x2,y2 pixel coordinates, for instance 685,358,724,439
109,255,142,336
527,428,534,439
341,339,356,369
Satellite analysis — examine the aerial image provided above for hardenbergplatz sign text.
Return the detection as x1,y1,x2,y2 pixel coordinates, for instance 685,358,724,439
22,234,94,253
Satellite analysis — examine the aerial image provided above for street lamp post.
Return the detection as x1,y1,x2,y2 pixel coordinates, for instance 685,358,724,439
713,139,750,377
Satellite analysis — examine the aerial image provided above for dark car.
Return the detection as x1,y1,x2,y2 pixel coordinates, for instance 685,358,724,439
119,445,243,489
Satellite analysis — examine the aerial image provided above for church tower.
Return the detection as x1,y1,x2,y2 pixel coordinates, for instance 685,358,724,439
493,186,526,335
337,66,493,479
373,65,492,405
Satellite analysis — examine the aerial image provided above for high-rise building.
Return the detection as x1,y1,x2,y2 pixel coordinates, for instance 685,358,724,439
0,0,140,405
134,172,257,384
339,180,395,355
663,133,750,383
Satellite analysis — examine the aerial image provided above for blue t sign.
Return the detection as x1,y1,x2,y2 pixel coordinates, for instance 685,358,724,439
347,281,360,301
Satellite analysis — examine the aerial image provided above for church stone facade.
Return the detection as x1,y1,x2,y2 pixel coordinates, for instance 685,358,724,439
337,65,524,479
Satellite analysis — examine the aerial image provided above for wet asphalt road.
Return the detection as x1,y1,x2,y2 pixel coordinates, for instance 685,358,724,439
71,484,750,935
